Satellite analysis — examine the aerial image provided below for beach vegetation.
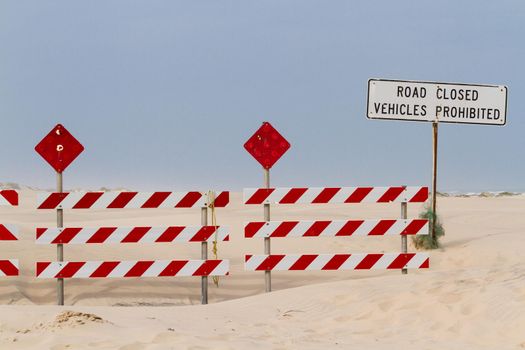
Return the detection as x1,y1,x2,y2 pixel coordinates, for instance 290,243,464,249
412,207,444,249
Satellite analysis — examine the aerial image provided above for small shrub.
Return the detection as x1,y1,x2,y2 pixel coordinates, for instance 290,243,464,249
412,207,444,250
496,191,518,197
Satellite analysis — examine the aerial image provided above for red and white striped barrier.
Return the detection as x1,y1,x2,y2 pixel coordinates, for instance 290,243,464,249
36,260,229,278
37,191,230,209
36,226,229,244
245,219,429,238
245,253,429,271
0,224,18,241
0,224,19,277
35,189,230,303
0,190,18,206
0,259,19,276
244,186,428,204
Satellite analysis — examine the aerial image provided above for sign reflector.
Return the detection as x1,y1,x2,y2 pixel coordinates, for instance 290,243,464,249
244,122,290,169
35,124,84,173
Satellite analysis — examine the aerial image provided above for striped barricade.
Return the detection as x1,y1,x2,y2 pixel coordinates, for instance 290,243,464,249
0,224,19,241
37,191,229,209
36,226,229,244
245,219,428,238
244,186,428,204
36,260,229,278
243,186,429,285
245,253,430,271
36,190,230,304
0,259,19,277
0,190,19,277
0,190,18,206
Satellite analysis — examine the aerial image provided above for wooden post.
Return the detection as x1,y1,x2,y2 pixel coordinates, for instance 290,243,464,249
431,121,439,240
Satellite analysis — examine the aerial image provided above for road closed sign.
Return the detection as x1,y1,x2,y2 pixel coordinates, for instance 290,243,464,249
367,79,507,125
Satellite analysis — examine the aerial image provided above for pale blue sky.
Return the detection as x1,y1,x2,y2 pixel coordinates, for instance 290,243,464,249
1,1,523,191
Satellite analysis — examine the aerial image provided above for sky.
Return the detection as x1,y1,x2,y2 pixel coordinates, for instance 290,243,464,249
1,1,524,192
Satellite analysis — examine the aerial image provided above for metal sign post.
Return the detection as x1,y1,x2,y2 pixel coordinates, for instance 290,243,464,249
263,169,271,292
201,204,208,304
401,197,408,275
367,79,508,243
35,124,84,305
244,121,290,293
56,172,64,304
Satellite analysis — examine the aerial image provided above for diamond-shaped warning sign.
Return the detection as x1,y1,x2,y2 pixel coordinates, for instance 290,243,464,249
35,124,84,173
244,122,290,169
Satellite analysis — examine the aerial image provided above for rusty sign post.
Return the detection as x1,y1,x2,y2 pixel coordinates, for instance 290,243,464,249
244,121,290,292
35,124,84,305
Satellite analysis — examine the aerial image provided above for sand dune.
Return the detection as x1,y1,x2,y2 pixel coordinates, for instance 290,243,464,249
1,189,524,349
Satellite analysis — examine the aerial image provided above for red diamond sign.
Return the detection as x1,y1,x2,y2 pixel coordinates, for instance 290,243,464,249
35,124,84,173
244,121,290,169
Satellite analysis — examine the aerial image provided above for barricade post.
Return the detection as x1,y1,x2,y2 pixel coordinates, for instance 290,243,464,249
401,192,408,275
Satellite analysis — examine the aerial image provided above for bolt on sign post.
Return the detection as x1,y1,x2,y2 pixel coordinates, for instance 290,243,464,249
35,124,84,305
244,121,290,292
367,79,508,241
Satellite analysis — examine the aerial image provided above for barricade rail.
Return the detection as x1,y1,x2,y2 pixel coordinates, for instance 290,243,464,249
244,186,428,204
37,191,230,209
0,190,18,206
0,191,19,277
36,260,229,278
245,219,428,238
36,226,229,244
245,253,430,271
0,259,19,276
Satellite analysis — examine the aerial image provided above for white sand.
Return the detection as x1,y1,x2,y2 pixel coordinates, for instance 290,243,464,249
1,190,524,349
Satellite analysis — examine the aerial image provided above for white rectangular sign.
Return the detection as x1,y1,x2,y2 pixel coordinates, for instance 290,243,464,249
367,79,507,125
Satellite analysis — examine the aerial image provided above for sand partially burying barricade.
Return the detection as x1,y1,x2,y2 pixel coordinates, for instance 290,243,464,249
1,189,524,349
